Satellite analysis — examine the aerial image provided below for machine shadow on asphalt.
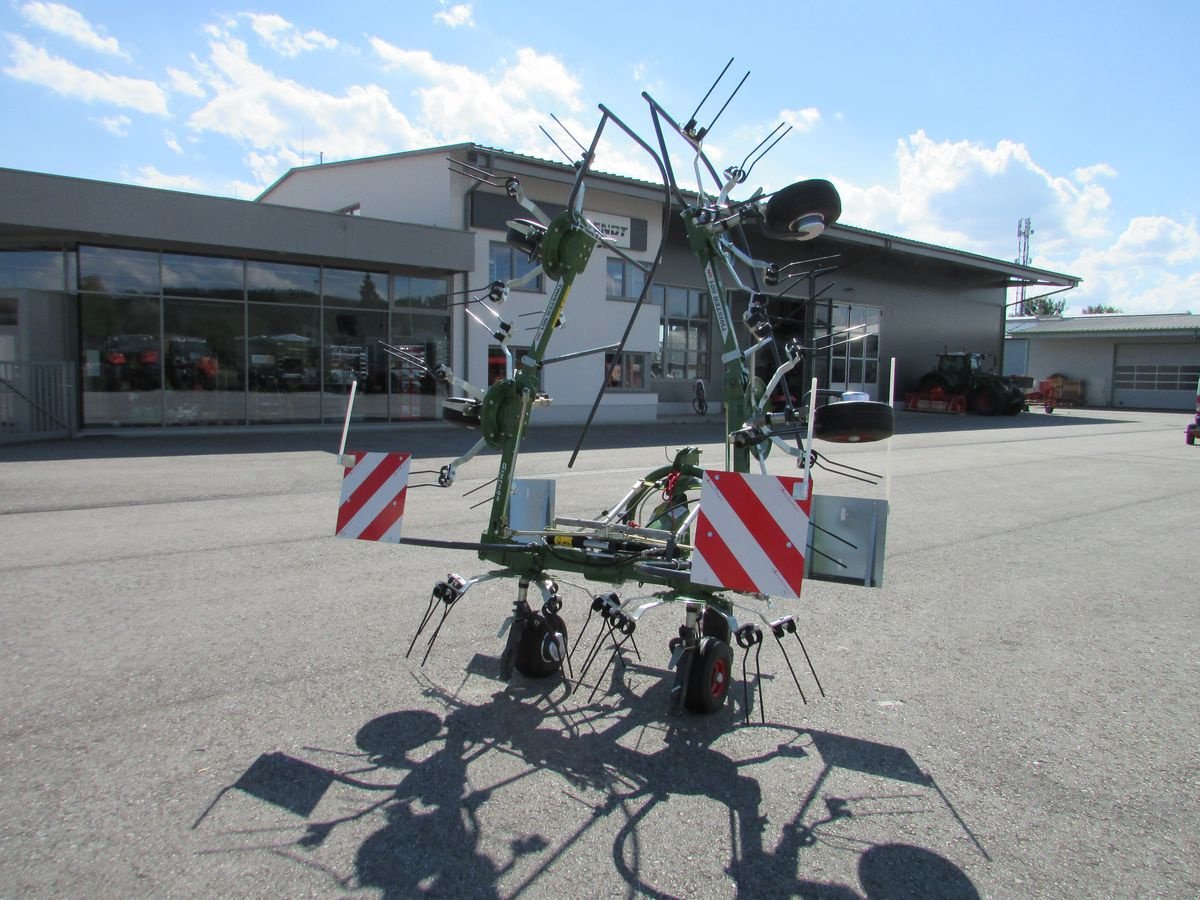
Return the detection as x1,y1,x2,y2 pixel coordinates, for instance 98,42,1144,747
192,664,986,898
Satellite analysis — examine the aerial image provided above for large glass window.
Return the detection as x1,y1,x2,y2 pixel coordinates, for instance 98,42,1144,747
324,268,387,309
247,304,321,423
653,284,709,380
80,294,163,427
390,311,449,420
394,275,449,309
247,260,319,305
325,309,388,421
75,248,451,427
605,351,647,389
0,250,70,362
606,258,645,301
489,242,543,292
828,304,881,394
163,253,244,300
79,246,159,296
163,298,245,424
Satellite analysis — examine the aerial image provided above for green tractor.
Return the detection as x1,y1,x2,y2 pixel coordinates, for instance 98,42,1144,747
915,351,1025,416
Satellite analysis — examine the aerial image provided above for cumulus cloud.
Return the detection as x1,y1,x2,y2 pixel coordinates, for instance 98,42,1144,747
3,34,168,114
167,66,205,98
128,165,203,192
780,107,820,132
434,3,475,28
95,113,130,135
370,39,583,151
780,129,1195,314
242,13,338,57
183,31,428,174
17,1,127,57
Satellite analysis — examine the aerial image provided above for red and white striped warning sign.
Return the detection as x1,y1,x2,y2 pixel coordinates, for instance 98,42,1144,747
335,451,411,543
691,470,812,599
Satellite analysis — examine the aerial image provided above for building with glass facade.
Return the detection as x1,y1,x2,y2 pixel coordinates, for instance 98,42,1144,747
1,167,472,436
2,153,1081,439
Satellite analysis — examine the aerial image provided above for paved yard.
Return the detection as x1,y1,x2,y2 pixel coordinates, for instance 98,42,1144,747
1,408,1197,897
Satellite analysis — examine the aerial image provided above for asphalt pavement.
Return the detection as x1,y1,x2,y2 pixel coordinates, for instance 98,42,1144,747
1,407,1197,898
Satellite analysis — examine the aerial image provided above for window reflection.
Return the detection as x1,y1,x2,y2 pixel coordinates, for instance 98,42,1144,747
324,309,388,422
79,246,159,296
324,268,387,309
163,253,244,300
163,298,245,424
389,312,449,420
247,304,320,423
80,295,163,427
247,260,319,305
75,249,451,427
394,275,449,308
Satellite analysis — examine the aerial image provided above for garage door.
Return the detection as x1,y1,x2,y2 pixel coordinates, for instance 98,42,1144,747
1113,343,1200,410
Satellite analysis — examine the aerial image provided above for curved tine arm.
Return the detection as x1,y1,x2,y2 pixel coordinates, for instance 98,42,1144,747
567,104,674,468
565,108,617,216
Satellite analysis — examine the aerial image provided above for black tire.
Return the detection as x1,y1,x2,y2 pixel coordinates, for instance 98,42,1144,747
970,387,1002,416
514,612,568,678
813,400,895,443
763,179,842,239
685,637,734,714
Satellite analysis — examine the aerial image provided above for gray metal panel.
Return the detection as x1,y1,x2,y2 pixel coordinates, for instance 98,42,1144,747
0,168,475,272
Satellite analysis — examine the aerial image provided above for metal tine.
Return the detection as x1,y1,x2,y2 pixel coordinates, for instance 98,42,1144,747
703,69,750,140
418,604,455,667
378,340,429,371
550,113,590,156
812,454,883,485
539,125,576,165
584,629,637,703
771,629,809,704
445,157,509,187
575,620,612,683
736,122,792,182
685,57,733,135
793,630,825,697
406,592,441,659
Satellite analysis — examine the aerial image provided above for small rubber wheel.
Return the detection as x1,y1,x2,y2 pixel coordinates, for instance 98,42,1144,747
763,179,842,239
514,612,568,678
1187,429,1196,446
813,400,895,443
685,638,733,714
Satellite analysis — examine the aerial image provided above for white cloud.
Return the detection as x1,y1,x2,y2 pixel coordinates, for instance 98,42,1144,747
167,66,205,98
165,131,183,154
774,129,1198,315
18,1,127,57
434,3,475,28
370,39,583,152
94,113,130,135
780,107,820,132
242,13,338,57
184,33,429,183
128,165,203,192
3,34,168,114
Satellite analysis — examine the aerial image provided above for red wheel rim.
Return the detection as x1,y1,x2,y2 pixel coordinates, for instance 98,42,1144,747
709,657,728,698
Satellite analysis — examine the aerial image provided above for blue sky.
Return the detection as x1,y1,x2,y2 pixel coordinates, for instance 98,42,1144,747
2,0,1197,315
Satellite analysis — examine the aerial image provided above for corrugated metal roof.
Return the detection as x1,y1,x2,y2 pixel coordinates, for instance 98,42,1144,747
1007,314,1200,337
